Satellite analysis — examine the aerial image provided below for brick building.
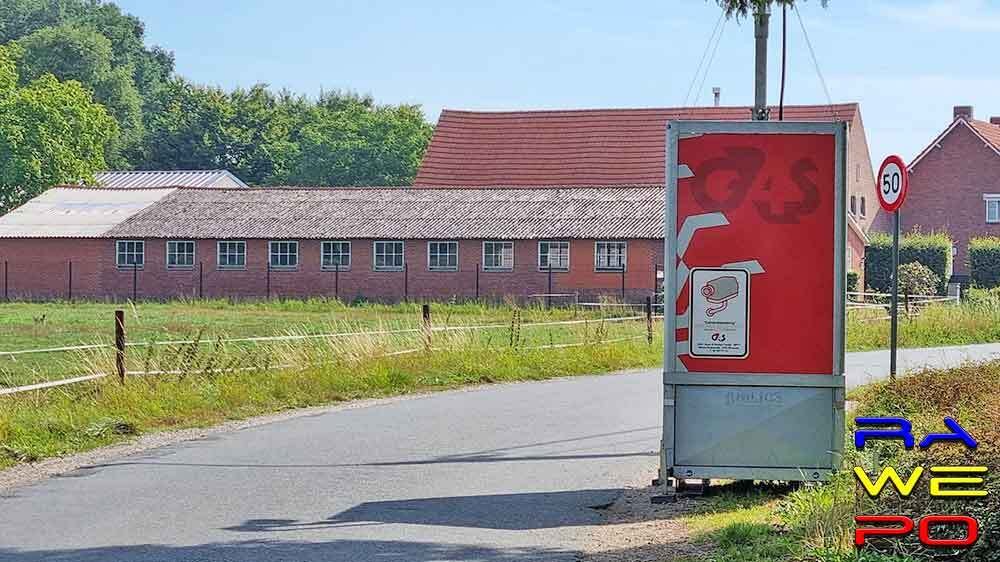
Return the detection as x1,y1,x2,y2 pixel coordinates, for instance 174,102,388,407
416,104,873,279
898,105,1000,280
0,186,663,301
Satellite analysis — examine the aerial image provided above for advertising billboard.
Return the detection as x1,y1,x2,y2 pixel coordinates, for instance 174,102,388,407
660,121,847,491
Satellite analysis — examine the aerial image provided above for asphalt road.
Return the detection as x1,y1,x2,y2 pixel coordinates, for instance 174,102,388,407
3,342,1000,562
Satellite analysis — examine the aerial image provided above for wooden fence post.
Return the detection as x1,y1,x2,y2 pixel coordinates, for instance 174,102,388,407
645,296,654,345
115,310,126,385
422,303,431,351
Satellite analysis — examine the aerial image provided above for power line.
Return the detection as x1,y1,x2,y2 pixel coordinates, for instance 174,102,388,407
793,4,838,121
695,18,727,106
683,11,725,107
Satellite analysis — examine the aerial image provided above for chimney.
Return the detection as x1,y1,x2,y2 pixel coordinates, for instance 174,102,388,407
991,117,1000,126
954,105,974,120
713,87,721,107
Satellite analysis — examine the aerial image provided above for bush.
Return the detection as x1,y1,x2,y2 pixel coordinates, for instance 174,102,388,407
846,271,859,293
865,231,952,295
969,236,1000,288
896,262,939,296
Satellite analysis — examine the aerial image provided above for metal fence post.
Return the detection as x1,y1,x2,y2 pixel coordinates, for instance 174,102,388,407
115,309,126,385
266,262,271,300
646,296,654,345
404,262,409,302
335,265,340,300
422,303,431,351
68,261,73,301
546,263,553,309
475,263,480,300
132,264,138,302
199,261,204,299
2,260,6,301
621,266,626,301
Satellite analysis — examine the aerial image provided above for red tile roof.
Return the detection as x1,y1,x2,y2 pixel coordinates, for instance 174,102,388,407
415,104,860,187
968,119,1000,152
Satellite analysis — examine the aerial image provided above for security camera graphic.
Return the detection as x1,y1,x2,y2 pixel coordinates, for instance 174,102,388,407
701,276,740,317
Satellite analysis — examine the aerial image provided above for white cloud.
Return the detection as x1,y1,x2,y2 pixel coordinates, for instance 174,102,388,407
874,0,1000,32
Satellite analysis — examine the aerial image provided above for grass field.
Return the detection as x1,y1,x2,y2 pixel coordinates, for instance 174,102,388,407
0,299,639,387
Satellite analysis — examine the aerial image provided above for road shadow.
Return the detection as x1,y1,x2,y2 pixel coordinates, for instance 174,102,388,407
224,488,623,533
0,539,575,562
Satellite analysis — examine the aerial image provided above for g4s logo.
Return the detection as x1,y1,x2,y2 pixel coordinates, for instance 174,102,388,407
691,147,820,224
711,333,727,342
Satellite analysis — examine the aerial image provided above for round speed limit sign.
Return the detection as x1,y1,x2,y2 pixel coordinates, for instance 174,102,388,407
876,155,908,212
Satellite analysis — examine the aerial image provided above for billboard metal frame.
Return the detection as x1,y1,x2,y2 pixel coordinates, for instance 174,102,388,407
660,120,847,492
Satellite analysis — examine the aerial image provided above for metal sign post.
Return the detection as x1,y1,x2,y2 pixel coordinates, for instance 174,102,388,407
876,155,909,380
658,120,847,500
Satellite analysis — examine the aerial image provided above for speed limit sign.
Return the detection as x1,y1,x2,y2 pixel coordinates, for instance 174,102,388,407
877,155,908,212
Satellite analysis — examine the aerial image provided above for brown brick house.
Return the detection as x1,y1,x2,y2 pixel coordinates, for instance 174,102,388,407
415,104,874,281
0,186,664,301
897,106,1000,280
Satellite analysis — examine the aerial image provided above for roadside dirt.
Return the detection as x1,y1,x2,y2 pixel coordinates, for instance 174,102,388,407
582,481,711,562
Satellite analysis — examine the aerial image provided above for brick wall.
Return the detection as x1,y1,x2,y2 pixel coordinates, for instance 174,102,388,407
0,238,664,302
903,123,1000,277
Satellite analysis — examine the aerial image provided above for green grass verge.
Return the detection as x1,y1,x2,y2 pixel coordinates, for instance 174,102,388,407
0,300,662,469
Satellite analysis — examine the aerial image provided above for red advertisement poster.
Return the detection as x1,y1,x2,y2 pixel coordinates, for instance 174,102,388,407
674,132,837,375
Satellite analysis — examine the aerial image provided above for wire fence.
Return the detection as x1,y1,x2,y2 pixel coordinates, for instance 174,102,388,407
0,301,663,397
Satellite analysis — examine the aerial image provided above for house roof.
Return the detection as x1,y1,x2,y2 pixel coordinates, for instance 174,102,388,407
94,169,248,189
0,187,176,238
103,186,664,240
909,118,1000,170
414,104,860,187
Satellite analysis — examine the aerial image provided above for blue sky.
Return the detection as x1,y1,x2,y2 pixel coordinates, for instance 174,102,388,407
117,0,1000,164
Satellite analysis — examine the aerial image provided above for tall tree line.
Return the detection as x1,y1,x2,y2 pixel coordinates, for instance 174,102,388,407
0,0,434,213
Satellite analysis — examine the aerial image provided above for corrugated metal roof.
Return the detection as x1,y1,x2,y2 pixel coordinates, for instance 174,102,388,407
415,104,860,187
95,169,248,189
106,186,665,240
0,188,177,238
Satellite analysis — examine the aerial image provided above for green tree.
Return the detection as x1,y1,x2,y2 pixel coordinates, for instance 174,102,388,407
283,97,433,186
0,45,118,213
136,77,233,171
14,23,142,166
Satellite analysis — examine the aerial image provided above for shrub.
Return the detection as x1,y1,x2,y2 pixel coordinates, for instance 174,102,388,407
969,236,1000,288
897,262,939,296
865,231,952,295
846,271,859,293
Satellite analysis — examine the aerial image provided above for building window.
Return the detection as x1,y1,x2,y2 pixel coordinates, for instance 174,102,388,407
850,195,857,215
428,241,458,271
116,240,144,269
217,241,246,269
988,199,1000,224
595,241,627,271
538,241,570,271
483,241,514,271
860,196,867,217
269,241,298,269
166,241,195,269
321,241,351,271
374,241,404,271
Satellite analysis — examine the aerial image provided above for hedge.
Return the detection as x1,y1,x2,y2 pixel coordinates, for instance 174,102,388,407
864,231,952,295
846,271,859,293
970,236,1000,288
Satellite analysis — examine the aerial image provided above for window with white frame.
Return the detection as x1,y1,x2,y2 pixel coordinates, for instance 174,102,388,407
374,241,404,271
217,241,246,269
538,241,569,271
269,241,299,269
595,241,627,271
116,240,144,268
987,198,1000,224
321,241,351,271
428,241,458,271
166,241,195,269
483,241,513,271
